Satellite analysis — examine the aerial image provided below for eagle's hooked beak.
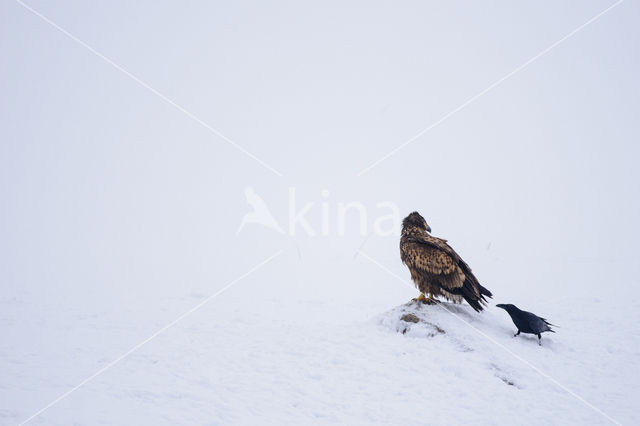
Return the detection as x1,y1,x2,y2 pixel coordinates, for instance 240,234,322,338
426,225,432,233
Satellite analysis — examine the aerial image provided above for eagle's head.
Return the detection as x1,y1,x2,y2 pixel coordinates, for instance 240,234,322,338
402,211,432,233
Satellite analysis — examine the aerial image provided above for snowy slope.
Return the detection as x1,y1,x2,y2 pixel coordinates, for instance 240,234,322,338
2,262,638,425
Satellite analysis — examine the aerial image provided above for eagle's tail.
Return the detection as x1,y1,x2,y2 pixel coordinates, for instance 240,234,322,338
467,282,493,312
478,284,492,298
451,281,490,313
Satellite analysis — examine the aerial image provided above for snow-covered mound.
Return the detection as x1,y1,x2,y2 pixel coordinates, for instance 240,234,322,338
3,288,637,425
376,301,545,389
373,300,632,425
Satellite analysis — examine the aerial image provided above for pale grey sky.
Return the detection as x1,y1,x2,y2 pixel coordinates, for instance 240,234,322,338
1,0,638,298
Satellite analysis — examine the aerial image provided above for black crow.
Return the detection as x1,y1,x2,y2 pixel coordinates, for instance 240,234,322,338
496,304,556,345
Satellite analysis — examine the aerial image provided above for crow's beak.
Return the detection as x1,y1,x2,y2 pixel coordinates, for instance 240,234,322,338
496,304,506,309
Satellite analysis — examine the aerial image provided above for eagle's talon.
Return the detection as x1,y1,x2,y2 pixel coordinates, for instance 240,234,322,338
412,293,427,303
411,293,439,305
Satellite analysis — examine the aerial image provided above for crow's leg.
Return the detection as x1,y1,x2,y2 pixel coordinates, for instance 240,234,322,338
513,330,520,337
538,334,542,346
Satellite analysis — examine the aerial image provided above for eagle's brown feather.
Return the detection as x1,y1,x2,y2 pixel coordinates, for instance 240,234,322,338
400,212,492,312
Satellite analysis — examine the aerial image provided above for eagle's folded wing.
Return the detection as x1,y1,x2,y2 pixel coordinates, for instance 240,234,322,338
402,240,465,289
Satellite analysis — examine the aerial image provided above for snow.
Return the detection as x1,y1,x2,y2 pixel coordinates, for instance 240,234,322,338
2,258,638,425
